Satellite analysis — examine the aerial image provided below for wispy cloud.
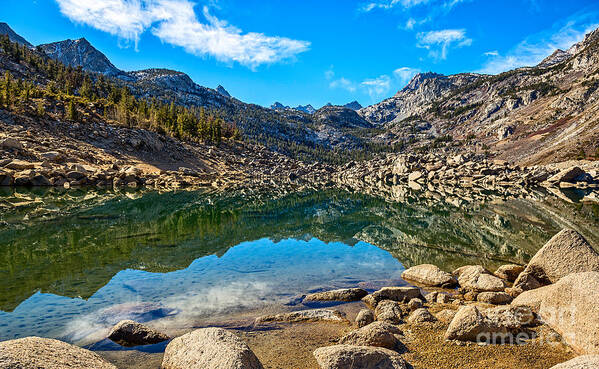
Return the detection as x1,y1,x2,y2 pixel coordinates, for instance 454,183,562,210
54,0,310,69
330,77,357,93
484,50,499,57
360,0,467,13
416,29,472,59
327,66,420,100
479,12,599,74
361,75,392,98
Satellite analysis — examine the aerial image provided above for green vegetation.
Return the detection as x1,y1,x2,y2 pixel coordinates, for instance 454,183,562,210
0,35,240,144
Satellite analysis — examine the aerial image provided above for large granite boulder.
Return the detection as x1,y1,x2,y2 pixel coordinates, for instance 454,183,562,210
407,308,437,324
362,287,422,307
313,345,408,369
455,265,505,292
161,328,263,369
549,355,599,368
476,292,513,305
0,336,117,369
401,264,456,287
304,288,368,302
512,272,599,354
513,229,599,293
108,320,170,347
339,322,403,350
445,305,534,343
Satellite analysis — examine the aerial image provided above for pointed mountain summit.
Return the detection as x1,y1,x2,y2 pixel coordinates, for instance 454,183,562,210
38,38,123,76
295,104,316,114
0,23,32,47
343,101,362,110
216,85,231,98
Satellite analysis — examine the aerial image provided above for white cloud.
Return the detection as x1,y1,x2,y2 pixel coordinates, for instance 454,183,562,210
484,50,499,56
54,0,310,68
361,75,392,98
330,77,357,92
416,29,472,59
479,13,599,74
393,67,421,85
327,66,420,100
360,0,467,12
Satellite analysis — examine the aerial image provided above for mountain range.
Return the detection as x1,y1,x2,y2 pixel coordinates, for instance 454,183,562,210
1,22,599,164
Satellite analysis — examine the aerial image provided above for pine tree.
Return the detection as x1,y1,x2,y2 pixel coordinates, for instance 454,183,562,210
36,100,45,117
67,100,77,121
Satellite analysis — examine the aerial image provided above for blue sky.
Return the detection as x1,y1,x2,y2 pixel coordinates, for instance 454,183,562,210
3,0,599,108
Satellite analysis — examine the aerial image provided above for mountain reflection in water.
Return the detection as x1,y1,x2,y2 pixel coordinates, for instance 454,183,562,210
0,186,598,344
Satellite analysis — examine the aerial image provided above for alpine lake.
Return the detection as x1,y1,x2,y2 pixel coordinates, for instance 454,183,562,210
1,184,598,365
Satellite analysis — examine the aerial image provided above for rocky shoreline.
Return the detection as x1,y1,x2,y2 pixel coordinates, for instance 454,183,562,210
2,227,598,368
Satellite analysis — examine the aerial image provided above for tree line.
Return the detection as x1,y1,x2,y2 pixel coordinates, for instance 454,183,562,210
0,34,240,144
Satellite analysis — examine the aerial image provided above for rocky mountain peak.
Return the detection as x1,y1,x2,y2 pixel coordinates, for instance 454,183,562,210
400,72,445,94
38,38,122,76
295,104,316,114
216,85,231,98
0,23,32,47
271,102,289,110
313,105,372,129
538,49,571,68
343,101,363,110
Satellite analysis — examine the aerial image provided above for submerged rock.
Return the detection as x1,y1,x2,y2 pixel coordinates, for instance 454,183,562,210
313,345,408,369
255,308,346,324
513,229,599,294
0,336,117,369
161,328,263,369
355,309,375,328
304,288,368,302
108,319,170,347
401,264,456,287
339,321,403,349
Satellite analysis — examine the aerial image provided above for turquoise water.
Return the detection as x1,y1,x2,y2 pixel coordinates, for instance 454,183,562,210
1,187,598,346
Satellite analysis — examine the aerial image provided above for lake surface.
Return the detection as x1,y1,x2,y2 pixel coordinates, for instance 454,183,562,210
1,186,598,347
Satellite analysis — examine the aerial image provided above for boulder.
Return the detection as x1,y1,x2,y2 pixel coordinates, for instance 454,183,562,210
436,293,452,304
407,298,423,311
513,229,599,293
477,292,513,305
313,345,407,369
339,322,403,350
549,355,599,369
374,300,403,324
424,291,438,303
5,159,35,170
40,151,63,162
494,264,525,282
255,309,346,324
548,167,585,184
0,336,117,369
108,320,170,347
304,288,368,302
407,308,436,324
30,174,52,186
408,171,423,182
362,287,422,307
161,328,263,369
435,309,457,323
355,309,375,328
0,171,14,186
401,264,456,287
0,137,22,149
445,305,534,343
456,265,505,292
514,272,599,354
